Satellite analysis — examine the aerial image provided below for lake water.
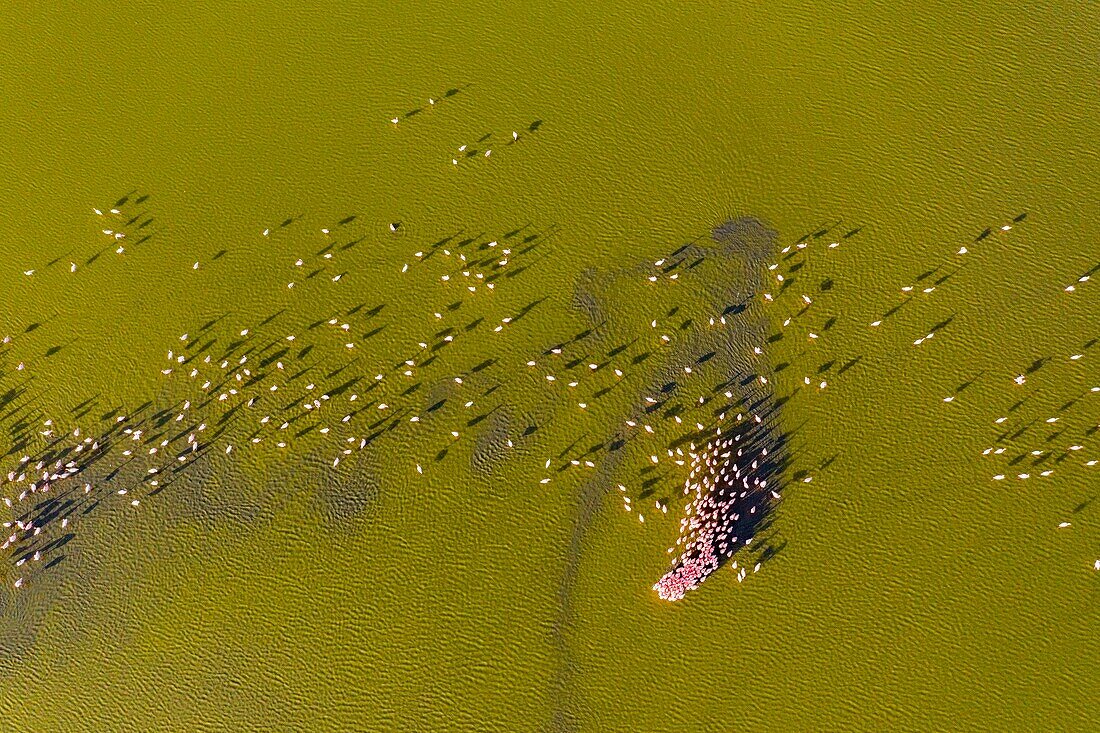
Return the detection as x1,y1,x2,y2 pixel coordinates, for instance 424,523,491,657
1,2,1098,730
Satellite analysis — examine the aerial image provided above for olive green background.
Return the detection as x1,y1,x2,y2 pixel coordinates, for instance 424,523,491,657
1,2,1098,731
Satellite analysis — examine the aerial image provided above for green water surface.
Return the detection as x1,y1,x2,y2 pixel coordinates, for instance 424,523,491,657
1,2,1098,731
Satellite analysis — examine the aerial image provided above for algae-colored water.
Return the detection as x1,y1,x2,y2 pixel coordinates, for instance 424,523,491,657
1,2,1098,731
